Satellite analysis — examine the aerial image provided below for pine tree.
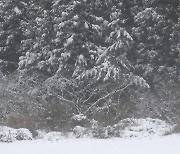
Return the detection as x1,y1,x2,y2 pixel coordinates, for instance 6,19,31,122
0,0,27,72
76,1,149,118
170,16,180,81
51,0,104,78
18,0,55,75
131,1,179,87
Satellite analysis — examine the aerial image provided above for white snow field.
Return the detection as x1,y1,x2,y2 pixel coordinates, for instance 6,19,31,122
0,135,180,154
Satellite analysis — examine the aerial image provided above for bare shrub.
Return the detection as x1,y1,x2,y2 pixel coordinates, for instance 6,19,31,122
42,96,75,132
6,114,37,136
172,124,180,134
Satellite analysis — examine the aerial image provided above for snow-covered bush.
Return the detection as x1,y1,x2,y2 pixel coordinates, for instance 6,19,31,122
0,129,16,143
72,124,120,139
72,121,120,139
72,119,102,138
34,130,47,139
43,132,67,141
73,126,90,138
72,118,173,139
0,127,33,142
0,118,172,142
116,118,173,138
71,114,87,122
71,114,90,128
15,128,33,140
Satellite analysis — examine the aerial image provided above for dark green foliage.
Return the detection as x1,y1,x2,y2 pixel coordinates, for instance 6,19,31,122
0,0,180,131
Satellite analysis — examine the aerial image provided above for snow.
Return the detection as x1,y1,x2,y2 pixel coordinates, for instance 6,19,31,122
0,127,32,142
0,118,179,153
14,7,22,15
0,118,173,142
69,118,173,139
43,132,67,141
0,134,180,154
64,35,74,47
71,114,87,121
120,118,173,138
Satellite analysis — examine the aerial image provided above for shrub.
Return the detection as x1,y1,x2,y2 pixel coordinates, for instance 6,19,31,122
71,114,91,128
73,126,89,138
43,132,66,141
0,127,33,142
6,114,37,136
172,124,180,134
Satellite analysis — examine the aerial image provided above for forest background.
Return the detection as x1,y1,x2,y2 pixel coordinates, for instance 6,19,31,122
0,0,180,134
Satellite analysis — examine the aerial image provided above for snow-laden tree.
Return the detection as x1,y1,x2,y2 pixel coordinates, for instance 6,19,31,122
51,0,106,77
0,0,29,73
129,0,180,121
131,5,177,88
170,15,180,81
18,1,55,75
74,2,150,122
1,0,180,129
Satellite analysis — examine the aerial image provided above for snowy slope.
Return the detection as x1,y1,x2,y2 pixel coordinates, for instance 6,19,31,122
0,134,180,154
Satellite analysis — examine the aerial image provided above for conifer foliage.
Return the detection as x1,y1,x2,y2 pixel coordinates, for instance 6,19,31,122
0,0,180,130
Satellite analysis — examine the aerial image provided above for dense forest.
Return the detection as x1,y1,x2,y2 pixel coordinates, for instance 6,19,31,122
0,0,180,133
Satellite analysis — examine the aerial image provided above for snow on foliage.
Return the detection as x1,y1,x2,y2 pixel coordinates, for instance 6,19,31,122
130,75,150,88
71,118,173,139
117,118,173,138
73,126,89,138
71,114,87,121
34,130,47,140
134,8,162,25
43,132,68,141
14,6,22,15
0,118,172,142
0,127,33,142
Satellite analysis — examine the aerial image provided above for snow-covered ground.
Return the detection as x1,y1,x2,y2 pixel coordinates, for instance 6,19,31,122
0,118,179,154
0,134,180,154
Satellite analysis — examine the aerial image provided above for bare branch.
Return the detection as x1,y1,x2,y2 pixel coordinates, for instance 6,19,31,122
85,83,132,114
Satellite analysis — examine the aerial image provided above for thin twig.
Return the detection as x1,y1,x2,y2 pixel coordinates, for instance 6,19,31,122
85,83,132,114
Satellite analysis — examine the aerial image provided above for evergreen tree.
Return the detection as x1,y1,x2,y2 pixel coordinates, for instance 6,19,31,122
131,1,179,87
0,0,28,72
170,15,180,81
